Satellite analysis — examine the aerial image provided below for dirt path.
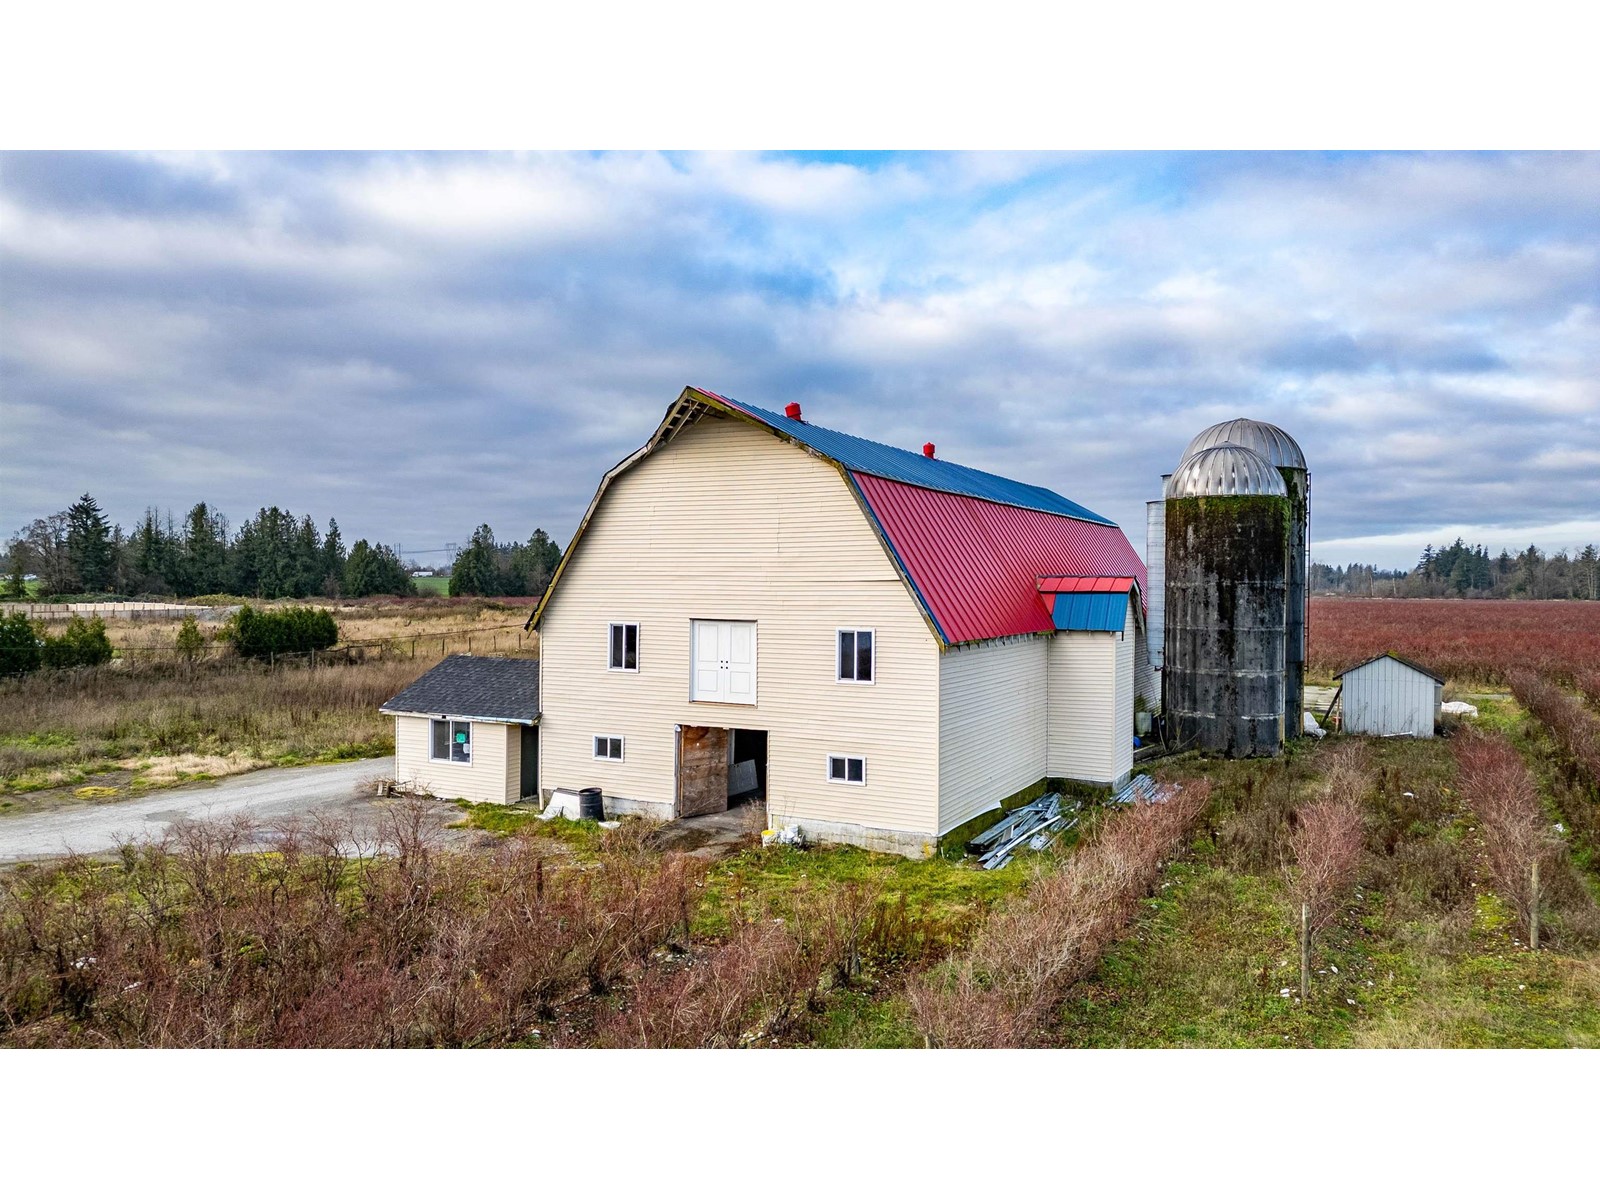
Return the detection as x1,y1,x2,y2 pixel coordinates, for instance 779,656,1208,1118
0,757,477,863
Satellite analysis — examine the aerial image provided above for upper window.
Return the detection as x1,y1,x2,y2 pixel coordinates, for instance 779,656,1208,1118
837,629,874,683
593,735,624,761
430,719,472,764
609,623,639,672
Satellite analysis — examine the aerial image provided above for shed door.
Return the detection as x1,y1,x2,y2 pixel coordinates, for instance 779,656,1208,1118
690,620,757,705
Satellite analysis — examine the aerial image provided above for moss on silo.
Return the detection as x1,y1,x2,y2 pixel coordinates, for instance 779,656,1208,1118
1163,493,1290,757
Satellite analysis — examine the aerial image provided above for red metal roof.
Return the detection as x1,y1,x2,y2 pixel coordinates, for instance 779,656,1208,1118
852,473,1147,646
1036,576,1138,594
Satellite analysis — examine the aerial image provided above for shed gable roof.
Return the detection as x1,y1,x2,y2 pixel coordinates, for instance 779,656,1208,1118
380,655,541,722
1334,652,1445,685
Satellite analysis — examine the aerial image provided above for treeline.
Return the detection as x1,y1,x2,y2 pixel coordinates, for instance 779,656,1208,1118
1312,539,1600,600
4,498,566,603
4,495,411,601
446,525,561,598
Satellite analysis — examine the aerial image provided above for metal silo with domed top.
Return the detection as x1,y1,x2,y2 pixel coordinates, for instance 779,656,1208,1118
1179,419,1309,737
1163,442,1291,756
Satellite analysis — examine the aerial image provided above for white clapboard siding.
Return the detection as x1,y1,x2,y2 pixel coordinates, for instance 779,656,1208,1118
1112,596,1135,784
394,716,517,804
1046,595,1135,786
937,635,1048,834
1340,656,1441,737
539,415,942,835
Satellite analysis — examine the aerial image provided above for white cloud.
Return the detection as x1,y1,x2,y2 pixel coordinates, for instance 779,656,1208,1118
2,150,1596,571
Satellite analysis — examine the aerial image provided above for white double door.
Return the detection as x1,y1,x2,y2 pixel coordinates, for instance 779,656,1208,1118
691,619,757,705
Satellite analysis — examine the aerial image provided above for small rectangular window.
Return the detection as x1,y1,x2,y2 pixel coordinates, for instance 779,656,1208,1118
593,735,624,761
609,623,639,671
827,754,866,785
837,629,874,683
430,719,471,764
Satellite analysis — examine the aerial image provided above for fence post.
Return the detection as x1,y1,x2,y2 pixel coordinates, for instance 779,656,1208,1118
1530,861,1540,951
1300,902,1311,1000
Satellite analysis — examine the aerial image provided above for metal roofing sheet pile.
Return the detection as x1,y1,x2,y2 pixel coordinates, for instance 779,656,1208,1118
853,472,1147,645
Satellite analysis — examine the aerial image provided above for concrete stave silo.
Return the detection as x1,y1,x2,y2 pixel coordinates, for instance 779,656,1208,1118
1162,443,1290,757
1179,419,1308,737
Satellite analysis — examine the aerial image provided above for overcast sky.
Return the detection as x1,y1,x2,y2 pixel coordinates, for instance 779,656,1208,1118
2,150,1596,569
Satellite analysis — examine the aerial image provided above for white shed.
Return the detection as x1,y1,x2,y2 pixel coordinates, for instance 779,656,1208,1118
380,655,541,804
1335,653,1444,738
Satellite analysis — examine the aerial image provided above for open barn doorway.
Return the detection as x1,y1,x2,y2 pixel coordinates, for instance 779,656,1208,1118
675,725,767,818
729,728,767,808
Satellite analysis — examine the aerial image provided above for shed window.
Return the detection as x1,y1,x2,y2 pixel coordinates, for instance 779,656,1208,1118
837,629,874,683
593,735,624,761
609,623,639,671
430,719,472,764
827,754,866,785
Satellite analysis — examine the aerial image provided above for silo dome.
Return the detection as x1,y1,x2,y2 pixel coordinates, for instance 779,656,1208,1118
1181,418,1305,472
1165,443,1288,500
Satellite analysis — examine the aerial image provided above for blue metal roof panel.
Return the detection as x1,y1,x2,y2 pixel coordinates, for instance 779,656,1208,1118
1051,592,1127,632
716,395,1115,525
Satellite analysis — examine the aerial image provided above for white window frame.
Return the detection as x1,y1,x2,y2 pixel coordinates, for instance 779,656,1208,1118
608,622,640,673
429,718,473,765
826,753,867,786
593,735,625,762
836,627,876,684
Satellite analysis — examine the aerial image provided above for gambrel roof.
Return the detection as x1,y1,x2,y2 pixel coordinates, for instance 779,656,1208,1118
531,387,1146,648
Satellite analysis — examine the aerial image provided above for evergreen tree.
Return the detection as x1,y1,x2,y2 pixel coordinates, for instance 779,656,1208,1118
344,540,413,597
182,502,228,596
65,494,115,593
0,612,41,674
132,508,180,594
320,518,347,597
448,525,502,596
2,545,27,599
295,514,322,598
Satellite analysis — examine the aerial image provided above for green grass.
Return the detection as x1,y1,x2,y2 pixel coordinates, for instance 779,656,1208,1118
1047,733,1600,1048
451,801,608,853
410,576,450,595
696,842,1034,937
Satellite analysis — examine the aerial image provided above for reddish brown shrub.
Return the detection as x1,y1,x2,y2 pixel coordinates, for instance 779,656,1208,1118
1288,744,1367,936
906,780,1211,1049
1452,730,1560,940
1508,670,1600,798
0,802,706,1048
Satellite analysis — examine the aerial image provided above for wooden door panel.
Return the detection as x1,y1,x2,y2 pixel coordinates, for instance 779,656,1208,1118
677,725,729,817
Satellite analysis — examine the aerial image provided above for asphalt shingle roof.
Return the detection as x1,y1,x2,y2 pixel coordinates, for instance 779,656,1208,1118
380,655,540,722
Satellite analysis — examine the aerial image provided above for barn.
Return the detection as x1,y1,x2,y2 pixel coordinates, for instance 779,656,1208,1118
1335,653,1444,738
380,655,541,803
527,385,1150,857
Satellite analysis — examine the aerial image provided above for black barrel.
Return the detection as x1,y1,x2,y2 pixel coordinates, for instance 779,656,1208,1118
578,787,605,821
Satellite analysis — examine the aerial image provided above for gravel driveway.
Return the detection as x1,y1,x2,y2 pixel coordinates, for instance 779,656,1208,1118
0,757,469,863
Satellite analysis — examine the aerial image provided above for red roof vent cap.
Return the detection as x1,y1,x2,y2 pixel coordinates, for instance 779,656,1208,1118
923,442,936,458
784,401,802,421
